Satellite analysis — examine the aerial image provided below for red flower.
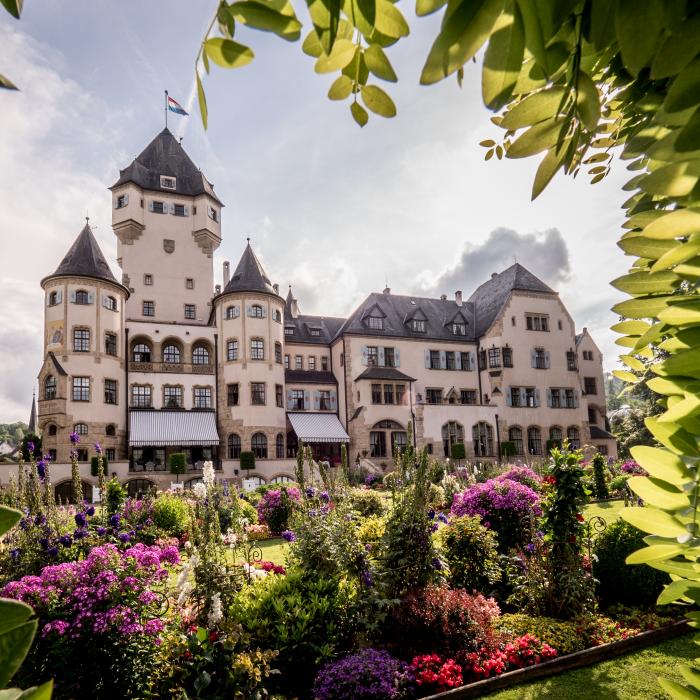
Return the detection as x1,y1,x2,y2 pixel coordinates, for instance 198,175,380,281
576,513,585,522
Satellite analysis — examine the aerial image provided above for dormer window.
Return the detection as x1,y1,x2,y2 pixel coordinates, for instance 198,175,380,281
368,316,384,330
160,175,176,190
310,329,321,337
115,194,129,209
207,205,219,222
412,319,426,332
285,326,294,336
452,322,466,336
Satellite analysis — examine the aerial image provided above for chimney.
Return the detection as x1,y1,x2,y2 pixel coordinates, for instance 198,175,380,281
290,297,300,318
455,290,462,306
383,286,391,295
273,283,279,294
215,284,221,294
440,294,447,301
491,272,498,279
223,261,230,286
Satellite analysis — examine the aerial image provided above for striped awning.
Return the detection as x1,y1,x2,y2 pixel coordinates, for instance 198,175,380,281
287,412,349,443
129,410,220,447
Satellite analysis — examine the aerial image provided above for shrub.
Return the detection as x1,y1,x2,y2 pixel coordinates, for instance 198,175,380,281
313,649,415,700
572,614,637,646
592,454,609,499
496,466,542,492
461,634,557,681
440,515,501,593
245,523,271,540
385,586,500,658
239,451,255,470
256,486,300,534
429,460,446,484
169,452,186,481
357,515,385,548
411,654,463,694
349,488,384,517
451,478,541,552
238,498,258,525
152,493,192,537
450,442,466,461
105,477,127,515
495,614,585,655
593,520,669,608
500,441,516,458
427,483,446,509
90,455,109,477
609,474,629,495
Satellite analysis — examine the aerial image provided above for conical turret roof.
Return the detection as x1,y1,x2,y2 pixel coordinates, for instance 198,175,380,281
223,243,279,297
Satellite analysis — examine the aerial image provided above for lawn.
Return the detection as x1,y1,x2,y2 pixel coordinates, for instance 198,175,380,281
584,499,625,525
486,634,696,699
236,537,289,567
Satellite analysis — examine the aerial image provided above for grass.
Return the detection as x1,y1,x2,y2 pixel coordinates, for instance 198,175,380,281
584,498,625,525
486,634,697,699
227,537,289,567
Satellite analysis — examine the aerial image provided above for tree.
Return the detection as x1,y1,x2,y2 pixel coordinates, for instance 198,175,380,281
169,453,187,482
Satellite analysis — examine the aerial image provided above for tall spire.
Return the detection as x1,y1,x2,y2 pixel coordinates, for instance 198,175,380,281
223,242,279,296
28,392,36,434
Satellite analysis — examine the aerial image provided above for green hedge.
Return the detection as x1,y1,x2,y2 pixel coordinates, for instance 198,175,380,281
240,451,255,470
90,455,109,477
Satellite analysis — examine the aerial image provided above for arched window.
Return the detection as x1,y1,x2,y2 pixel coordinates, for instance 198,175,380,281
44,375,56,400
125,479,155,499
251,304,263,318
272,309,281,322
132,343,151,362
163,344,181,363
271,475,293,483
225,306,237,320
472,422,493,457
251,432,268,459
55,480,89,504
508,426,523,455
246,476,265,487
276,433,284,459
75,289,89,305
49,291,58,306
74,423,88,435
567,426,580,449
47,424,57,436
527,426,542,455
370,420,406,458
442,421,464,458
106,424,116,437
192,344,210,365
105,296,117,311
228,433,241,459
549,426,563,447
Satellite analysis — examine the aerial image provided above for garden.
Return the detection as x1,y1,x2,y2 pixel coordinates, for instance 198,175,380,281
0,432,692,699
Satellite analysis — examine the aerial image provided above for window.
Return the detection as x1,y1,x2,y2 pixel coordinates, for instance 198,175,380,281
164,386,183,408
527,426,542,455
558,320,563,330
228,434,241,459
116,193,128,208
396,384,406,405
384,384,394,405
509,426,524,455
460,389,477,405
276,384,283,408
381,347,395,367
44,375,57,400
321,356,329,371
250,304,263,318
550,388,561,408
510,387,521,407
194,387,212,409
131,385,152,408
426,388,442,404
460,351,472,371
104,296,117,311
106,448,116,461
295,355,303,370
371,384,382,404
227,339,238,361
452,322,466,336
186,278,194,290
76,449,88,462
290,390,305,410
411,319,426,332
207,205,219,222
192,345,210,365
584,377,597,395
48,291,58,306
173,203,187,217
488,347,501,368
598,445,609,456
250,339,264,360
567,426,580,449
73,328,90,352
367,346,378,366
144,274,153,286
274,342,282,364
225,306,237,320
564,388,575,408
583,350,594,361
588,407,597,424
105,332,117,356
533,347,547,369
251,432,267,458
227,383,239,406
370,431,387,458
74,422,88,435
368,316,384,330
72,377,90,402
319,390,331,410
48,424,57,436
160,175,176,189
472,422,493,457
251,383,266,405
442,421,464,457
502,347,513,367
184,304,196,320
106,424,116,436
47,448,57,461
284,354,290,369
310,327,320,336
271,433,284,459
308,356,316,370
392,431,408,455
272,309,282,322
479,349,487,370
525,314,549,331
429,350,441,369
446,351,456,370
163,344,181,364
143,301,155,317
75,290,89,305
524,387,537,407
550,426,563,446
151,200,166,214
566,350,577,371
285,326,294,336
104,379,117,405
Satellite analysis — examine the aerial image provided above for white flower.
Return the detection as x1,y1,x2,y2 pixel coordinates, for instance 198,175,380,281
193,482,207,499
221,528,239,548
202,461,215,487
177,581,193,607
207,593,223,627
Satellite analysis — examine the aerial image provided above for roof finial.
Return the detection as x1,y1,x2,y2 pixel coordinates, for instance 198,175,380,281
246,236,251,244
85,209,90,225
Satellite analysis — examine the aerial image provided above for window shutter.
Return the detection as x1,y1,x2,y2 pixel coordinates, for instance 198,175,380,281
113,198,119,209
574,390,580,408
183,205,189,216
246,305,253,317
87,292,94,304
545,351,551,368
506,389,512,407
286,389,293,410
378,347,385,366
330,390,337,411
101,294,108,309
261,306,267,318
439,350,447,369
530,349,536,368
424,350,431,368
361,347,368,366
303,390,311,410
70,290,76,303
124,193,129,206
148,201,154,212
455,352,462,370
546,388,552,408
314,391,320,410
56,290,62,304
394,349,400,367
535,389,541,407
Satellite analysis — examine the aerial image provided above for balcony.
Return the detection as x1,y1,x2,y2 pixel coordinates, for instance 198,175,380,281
129,361,214,375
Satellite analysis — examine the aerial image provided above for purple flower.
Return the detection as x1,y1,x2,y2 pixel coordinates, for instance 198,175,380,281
86,506,95,517
34,514,46,526
428,509,436,520
110,514,121,527
96,527,106,536
430,522,439,532
75,513,87,528
281,530,296,542
118,533,131,543
48,547,59,557
431,557,443,570
36,459,47,480
94,442,102,454
319,490,330,503
73,529,88,540
526,542,536,553
437,512,449,524
10,548,21,561
27,441,35,454
361,568,374,588
59,535,73,547
305,487,317,498
69,432,80,445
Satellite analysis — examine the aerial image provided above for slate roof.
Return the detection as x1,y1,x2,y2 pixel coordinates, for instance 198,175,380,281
285,370,337,385
41,223,124,290
337,292,477,342
47,352,67,376
284,288,345,345
590,425,615,440
468,263,556,336
354,367,416,382
223,243,280,297
111,128,222,205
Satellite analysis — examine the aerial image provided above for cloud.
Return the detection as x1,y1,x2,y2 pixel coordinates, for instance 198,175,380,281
428,227,572,296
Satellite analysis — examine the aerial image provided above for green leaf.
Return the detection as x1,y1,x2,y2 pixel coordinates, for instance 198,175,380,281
620,354,646,372
196,73,208,130
640,161,700,197
647,376,695,396
618,235,679,260
531,140,568,199
13,682,53,700
652,240,700,272
656,347,700,378
500,87,567,130
651,15,700,79
628,476,690,510
420,0,503,85
659,392,700,424
659,301,700,327
659,676,700,699
350,101,369,126
0,74,18,90
506,118,564,159
302,29,324,57
364,44,397,82
665,58,700,114
621,507,688,537
645,416,700,456
626,543,686,564
610,271,680,295
680,667,700,693
481,1,524,111
308,0,341,53
360,84,396,117
373,0,409,39
416,0,446,17
611,295,675,319
612,369,639,384
203,38,255,69
0,620,37,687
0,0,22,19
643,208,700,240
515,0,547,71
615,0,664,76
676,107,700,153
229,1,302,40
0,601,32,636
217,5,236,36
315,39,357,73
576,70,600,131
328,75,353,100
0,506,21,536
590,0,615,51
612,320,652,335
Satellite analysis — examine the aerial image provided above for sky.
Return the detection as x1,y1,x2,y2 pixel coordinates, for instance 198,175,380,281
0,1,631,423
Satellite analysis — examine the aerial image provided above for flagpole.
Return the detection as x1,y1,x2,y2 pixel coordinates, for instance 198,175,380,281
165,90,168,129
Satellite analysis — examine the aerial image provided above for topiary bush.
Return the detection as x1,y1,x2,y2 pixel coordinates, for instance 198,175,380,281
169,452,186,482
348,488,384,517
439,515,501,593
450,443,465,461
91,455,109,477
152,493,192,537
239,451,255,470
494,613,585,655
593,520,669,609
105,477,127,516
592,453,609,500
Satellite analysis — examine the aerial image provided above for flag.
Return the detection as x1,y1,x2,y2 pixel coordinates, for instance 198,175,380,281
167,95,188,116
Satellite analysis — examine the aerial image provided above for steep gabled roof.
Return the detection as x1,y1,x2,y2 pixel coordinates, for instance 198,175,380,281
468,263,555,336
283,287,345,344
110,128,222,204
41,223,125,290
223,243,279,297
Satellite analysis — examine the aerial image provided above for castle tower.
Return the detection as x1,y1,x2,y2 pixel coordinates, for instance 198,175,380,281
214,243,286,472
38,222,129,463
110,128,222,323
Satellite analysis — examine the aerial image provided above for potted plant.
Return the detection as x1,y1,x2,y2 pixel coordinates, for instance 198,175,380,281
169,452,187,482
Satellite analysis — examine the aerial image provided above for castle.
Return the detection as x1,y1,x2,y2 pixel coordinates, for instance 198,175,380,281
33,127,616,498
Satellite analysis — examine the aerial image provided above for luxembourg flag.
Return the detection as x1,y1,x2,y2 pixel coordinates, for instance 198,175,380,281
166,92,188,116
